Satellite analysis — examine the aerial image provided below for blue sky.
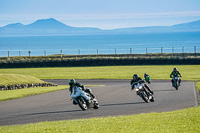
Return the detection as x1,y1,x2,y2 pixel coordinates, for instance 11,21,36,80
0,0,200,29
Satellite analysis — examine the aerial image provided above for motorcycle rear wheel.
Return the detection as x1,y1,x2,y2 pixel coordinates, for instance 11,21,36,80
93,102,99,109
149,95,155,102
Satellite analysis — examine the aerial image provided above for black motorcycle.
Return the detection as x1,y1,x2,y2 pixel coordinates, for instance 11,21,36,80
172,76,180,90
132,82,155,103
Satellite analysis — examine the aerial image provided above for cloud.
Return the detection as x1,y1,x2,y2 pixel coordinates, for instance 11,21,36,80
0,11,200,21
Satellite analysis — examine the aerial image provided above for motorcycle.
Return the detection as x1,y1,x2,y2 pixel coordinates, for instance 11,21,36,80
144,75,151,84
132,82,155,103
70,86,99,110
171,76,180,90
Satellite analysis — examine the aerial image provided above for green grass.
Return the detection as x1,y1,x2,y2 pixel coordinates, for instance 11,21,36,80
0,85,67,101
0,106,199,133
0,74,45,86
0,65,199,80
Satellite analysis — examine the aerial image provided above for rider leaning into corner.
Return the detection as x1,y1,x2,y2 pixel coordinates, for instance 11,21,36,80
130,74,154,94
68,79,96,104
170,68,182,86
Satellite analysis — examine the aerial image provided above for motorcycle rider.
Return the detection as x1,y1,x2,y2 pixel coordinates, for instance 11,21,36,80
144,73,151,84
130,74,153,94
170,68,182,86
68,79,96,104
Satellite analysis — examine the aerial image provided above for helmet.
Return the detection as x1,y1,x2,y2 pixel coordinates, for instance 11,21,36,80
173,68,177,71
69,79,76,85
144,73,147,77
133,74,138,79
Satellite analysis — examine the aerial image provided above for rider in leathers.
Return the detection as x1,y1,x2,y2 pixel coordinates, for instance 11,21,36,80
170,68,182,86
69,79,96,104
130,74,153,94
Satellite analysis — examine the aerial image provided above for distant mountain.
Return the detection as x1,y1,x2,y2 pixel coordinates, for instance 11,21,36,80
111,20,200,34
27,18,74,29
0,18,200,36
0,18,103,36
4,23,24,28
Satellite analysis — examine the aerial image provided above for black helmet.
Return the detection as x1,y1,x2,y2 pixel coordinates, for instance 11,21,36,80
69,79,76,85
133,74,138,79
173,68,177,71
144,73,147,76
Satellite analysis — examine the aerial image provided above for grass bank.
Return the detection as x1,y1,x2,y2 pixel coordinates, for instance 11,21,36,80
0,65,199,80
0,74,45,86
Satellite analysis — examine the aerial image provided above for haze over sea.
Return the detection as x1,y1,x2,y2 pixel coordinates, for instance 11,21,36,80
0,32,200,57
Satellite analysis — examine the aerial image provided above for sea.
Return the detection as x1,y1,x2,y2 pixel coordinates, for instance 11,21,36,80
0,32,200,57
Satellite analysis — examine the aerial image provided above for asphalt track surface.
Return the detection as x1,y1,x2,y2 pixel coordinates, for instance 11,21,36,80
0,80,198,126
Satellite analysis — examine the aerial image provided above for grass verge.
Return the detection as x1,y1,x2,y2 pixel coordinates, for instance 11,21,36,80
196,81,200,91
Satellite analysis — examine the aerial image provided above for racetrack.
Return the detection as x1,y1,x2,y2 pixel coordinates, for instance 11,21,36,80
0,80,198,126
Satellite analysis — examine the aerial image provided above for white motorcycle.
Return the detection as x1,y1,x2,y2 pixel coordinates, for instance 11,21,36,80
70,86,99,110
132,82,155,103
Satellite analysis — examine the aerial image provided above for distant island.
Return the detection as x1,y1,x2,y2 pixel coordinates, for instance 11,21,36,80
0,18,200,36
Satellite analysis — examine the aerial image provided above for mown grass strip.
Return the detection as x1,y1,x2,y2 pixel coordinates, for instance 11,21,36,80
0,65,199,80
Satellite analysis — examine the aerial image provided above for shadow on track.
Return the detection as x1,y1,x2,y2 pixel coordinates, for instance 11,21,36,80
21,110,83,116
101,102,144,107
154,89,175,92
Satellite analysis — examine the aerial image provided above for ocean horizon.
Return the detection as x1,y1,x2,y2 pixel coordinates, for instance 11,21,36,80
0,32,200,57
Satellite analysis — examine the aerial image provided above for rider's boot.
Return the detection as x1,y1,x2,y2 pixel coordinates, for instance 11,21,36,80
90,93,96,99
145,84,154,94
85,88,96,99
73,100,77,105
171,80,174,87
179,79,181,86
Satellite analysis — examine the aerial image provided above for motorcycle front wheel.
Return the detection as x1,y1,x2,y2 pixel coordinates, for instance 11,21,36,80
140,91,149,103
77,98,88,110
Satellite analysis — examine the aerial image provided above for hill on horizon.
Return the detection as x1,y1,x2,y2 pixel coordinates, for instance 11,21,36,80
0,18,200,36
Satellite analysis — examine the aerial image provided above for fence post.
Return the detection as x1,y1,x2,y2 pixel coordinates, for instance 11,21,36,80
194,46,196,53
97,49,98,55
130,48,132,54
8,51,10,58
28,50,31,57
115,49,116,54
60,50,63,58
44,50,46,56
19,51,21,56
146,48,148,54
78,50,80,55
161,47,163,54
172,47,174,53
182,47,184,53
